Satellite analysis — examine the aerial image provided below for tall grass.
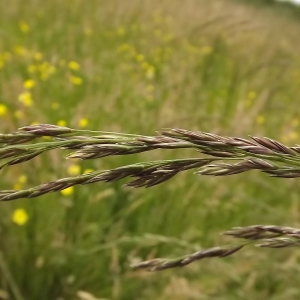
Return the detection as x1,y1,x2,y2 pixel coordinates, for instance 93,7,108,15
1,0,300,299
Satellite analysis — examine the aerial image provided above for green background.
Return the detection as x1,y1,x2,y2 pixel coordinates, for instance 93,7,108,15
1,0,300,299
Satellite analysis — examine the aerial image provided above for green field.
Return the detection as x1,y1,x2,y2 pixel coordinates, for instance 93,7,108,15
1,0,300,299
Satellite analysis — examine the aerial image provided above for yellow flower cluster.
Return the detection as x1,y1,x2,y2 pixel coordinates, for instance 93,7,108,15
141,62,155,79
14,47,25,57
244,90,257,108
57,120,67,127
27,60,56,81
19,21,30,34
23,79,35,89
51,102,60,110
18,91,33,107
255,115,265,125
61,186,74,196
67,164,81,176
79,118,89,128
12,208,29,226
67,60,83,86
69,75,83,85
68,61,80,71
84,27,93,36
60,163,86,196
13,175,28,190
14,110,24,119
0,104,8,116
117,44,156,80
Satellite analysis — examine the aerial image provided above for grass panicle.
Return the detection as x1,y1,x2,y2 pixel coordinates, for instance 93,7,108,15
132,225,300,271
0,158,215,201
1,124,300,200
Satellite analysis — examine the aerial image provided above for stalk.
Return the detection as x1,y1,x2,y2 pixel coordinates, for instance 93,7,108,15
132,225,300,271
1,124,300,200
1,124,300,172
0,158,215,201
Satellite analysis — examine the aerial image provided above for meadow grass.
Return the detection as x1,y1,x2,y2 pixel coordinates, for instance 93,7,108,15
1,0,300,299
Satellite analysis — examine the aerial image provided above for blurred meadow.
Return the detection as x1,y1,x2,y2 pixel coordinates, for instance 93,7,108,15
1,0,300,299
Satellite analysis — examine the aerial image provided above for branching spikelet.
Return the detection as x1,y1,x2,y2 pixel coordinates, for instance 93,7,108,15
1,124,300,200
132,225,300,271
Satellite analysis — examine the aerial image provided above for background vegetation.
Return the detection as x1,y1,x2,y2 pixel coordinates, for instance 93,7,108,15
1,0,300,299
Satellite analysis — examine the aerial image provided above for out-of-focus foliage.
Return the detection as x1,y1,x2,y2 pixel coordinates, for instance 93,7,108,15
1,0,300,299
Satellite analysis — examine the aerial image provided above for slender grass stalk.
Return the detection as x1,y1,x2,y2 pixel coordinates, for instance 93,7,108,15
2,124,300,170
1,124,300,200
77,233,200,256
0,158,215,201
132,225,300,271
0,252,24,300
1,125,300,273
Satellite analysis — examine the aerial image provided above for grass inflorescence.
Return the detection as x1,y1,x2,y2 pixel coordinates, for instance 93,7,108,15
1,124,300,201
2,125,300,274
132,225,300,271
1,0,300,298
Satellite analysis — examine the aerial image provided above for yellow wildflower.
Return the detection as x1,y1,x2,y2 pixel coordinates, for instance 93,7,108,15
34,52,43,61
13,183,22,190
201,46,213,55
68,61,80,71
256,115,265,125
14,46,27,56
46,64,56,75
247,91,257,100
23,79,35,89
61,186,74,196
18,92,33,107
116,27,125,36
70,76,83,85
117,43,130,53
12,208,29,226
38,62,56,80
13,175,28,190
136,54,144,62
51,102,59,110
18,175,28,184
141,61,150,70
14,110,24,119
289,131,299,142
0,104,8,116
57,120,67,127
79,118,88,128
19,21,30,33
84,27,93,36
67,164,81,176
147,85,154,93
145,66,155,79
